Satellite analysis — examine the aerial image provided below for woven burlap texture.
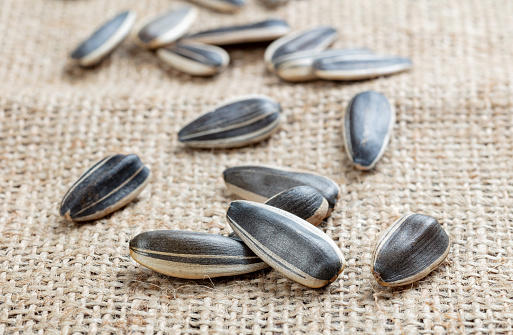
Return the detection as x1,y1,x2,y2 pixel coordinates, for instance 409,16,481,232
1,0,513,333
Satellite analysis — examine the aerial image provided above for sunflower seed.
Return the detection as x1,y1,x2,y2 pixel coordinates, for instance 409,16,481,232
130,231,269,279
265,186,328,226
372,214,450,287
70,10,136,67
264,26,337,72
343,91,394,170
134,6,198,49
313,54,412,81
274,48,373,82
226,201,346,288
223,165,340,215
187,0,245,13
178,95,282,148
60,154,151,221
259,0,289,7
185,19,290,46
157,41,230,76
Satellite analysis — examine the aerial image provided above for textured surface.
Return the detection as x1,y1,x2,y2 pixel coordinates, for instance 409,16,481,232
1,0,513,333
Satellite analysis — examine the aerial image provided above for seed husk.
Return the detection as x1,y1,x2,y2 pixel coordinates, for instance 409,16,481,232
185,19,290,46
223,165,340,215
187,0,245,13
226,201,346,288
70,10,136,67
178,95,282,148
274,48,373,82
157,41,230,76
264,26,338,72
130,231,269,279
313,54,412,81
60,154,151,222
371,214,450,287
343,91,394,170
259,0,289,7
265,186,328,226
134,6,198,49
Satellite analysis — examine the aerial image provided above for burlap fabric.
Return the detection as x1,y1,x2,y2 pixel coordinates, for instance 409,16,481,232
1,0,512,333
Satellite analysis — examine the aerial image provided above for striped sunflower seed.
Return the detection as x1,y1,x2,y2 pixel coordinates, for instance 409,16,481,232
130,230,268,279
223,165,340,215
313,54,412,81
344,91,394,170
372,214,450,287
157,41,229,76
60,154,150,221
134,6,198,49
185,19,290,46
178,95,282,148
227,201,346,288
187,0,245,13
70,10,136,67
264,26,337,72
274,48,373,82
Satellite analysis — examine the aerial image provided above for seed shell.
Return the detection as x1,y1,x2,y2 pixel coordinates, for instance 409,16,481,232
265,186,328,226
259,0,289,7
185,19,290,46
70,10,136,67
226,201,346,288
343,91,394,170
130,231,269,279
178,95,282,148
371,214,450,287
134,6,198,49
313,54,412,81
264,26,338,72
157,41,229,76
274,48,373,82
60,154,151,221
187,0,245,13
223,165,340,215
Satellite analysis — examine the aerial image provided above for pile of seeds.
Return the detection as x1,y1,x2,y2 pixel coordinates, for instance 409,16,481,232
63,1,450,289
69,4,411,83
60,92,450,288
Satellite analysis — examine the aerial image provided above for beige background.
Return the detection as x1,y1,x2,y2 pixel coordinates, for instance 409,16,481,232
1,0,513,333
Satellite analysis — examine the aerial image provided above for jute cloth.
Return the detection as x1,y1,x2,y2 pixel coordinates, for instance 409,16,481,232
1,0,512,333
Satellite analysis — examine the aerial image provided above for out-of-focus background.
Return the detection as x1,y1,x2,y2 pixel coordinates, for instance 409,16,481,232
1,0,512,333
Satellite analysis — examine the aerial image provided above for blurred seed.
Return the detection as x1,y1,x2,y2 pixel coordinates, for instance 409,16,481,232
130,231,269,279
60,154,151,221
259,0,289,7
227,201,346,288
157,41,229,76
70,10,136,67
372,214,450,287
264,26,337,72
223,165,340,215
178,95,282,148
344,91,394,170
313,54,412,81
274,48,373,82
134,6,198,49
185,19,290,45
187,0,245,13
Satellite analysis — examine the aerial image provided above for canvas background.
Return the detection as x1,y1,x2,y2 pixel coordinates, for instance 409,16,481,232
1,0,513,333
